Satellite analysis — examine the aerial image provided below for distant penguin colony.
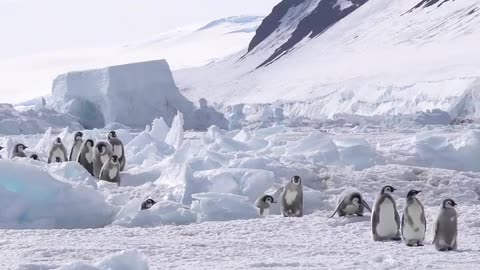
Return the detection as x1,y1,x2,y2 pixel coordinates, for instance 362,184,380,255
2,129,461,252
47,137,68,163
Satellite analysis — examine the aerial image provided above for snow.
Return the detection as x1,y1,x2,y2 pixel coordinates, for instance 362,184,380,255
58,250,149,270
52,60,195,129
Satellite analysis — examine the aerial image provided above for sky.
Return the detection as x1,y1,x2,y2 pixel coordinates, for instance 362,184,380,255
0,0,280,103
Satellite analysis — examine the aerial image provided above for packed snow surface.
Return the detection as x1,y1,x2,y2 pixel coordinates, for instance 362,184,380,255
2,118,480,268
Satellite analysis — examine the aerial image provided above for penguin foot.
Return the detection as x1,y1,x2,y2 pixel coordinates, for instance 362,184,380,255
356,213,363,217
391,237,402,241
406,243,414,247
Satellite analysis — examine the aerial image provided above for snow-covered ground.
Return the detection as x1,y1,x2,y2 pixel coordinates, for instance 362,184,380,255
2,117,480,269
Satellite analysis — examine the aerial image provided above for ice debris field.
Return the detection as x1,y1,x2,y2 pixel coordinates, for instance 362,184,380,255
1,113,480,269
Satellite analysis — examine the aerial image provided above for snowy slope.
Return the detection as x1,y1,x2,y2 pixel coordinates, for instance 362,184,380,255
175,0,480,119
0,0,280,104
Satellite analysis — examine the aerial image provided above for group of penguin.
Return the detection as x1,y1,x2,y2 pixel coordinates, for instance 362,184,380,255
1,131,126,185
255,176,458,252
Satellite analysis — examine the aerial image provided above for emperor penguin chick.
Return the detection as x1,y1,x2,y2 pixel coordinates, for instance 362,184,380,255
69,131,83,161
401,190,426,246
10,143,28,159
77,139,95,176
433,199,458,251
330,191,372,218
47,137,68,163
254,195,275,217
99,155,121,185
108,131,126,171
371,185,401,241
274,176,303,217
93,141,113,178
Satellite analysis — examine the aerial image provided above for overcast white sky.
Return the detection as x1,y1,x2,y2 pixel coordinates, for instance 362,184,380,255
0,0,279,58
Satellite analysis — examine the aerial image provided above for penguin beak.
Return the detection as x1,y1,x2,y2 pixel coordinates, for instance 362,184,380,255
24,146,29,149
452,201,457,207
362,201,372,213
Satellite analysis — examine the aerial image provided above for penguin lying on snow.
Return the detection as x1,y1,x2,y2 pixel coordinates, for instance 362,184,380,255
10,143,28,158
30,153,40,161
372,185,401,241
401,190,426,247
273,176,304,217
141,199,157,210
48,137,68,163
433,199,458,251
330,191,372,218
254,195,275,217
0,146,3,159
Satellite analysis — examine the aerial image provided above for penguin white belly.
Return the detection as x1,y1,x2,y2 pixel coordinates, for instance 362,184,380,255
113,145,123,158
109,167,118,179
376,200,397,237
284,190,298,205
259,208,270,217
85,150,93,163
344,204,359,215
403,203,425,240
53,148,65,161
71,144,81,160
100,154,109,164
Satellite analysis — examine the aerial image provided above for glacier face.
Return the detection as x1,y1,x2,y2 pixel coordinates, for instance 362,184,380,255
52,60,195,129
175,0,480,120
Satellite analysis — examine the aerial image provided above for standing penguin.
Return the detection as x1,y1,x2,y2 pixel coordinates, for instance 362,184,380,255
371,185,401,241
99,155,121,185
330,191,372,218
401,190,426,246
108,131,126,171
254,195,275,217
69,131,83,161
77,139,95,176
93,141,113,178
0,146,3,159
273,176,304,217
47,137,68,163
10,143,28,159
433,199,458,251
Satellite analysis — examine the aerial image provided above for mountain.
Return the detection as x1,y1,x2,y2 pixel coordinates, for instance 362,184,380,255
175,0,480,119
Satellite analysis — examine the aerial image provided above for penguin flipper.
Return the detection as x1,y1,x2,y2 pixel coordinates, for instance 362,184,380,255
272,186,285,203
329,200,345,218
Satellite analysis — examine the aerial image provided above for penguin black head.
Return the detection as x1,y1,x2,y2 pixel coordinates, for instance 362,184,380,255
97,142,107,153
74,132,83,141
381,185,396,194
262,195,274,204
16,144,28,152
407,190,421,198
30,154,39,160
442,199,457,208
108,131,117,139
291,175,302,185
55,137,62,144
141,199,157,210
110,155,118,163
86,139,94,147
351,193,362,204
0,146,4,151
55,157,61,163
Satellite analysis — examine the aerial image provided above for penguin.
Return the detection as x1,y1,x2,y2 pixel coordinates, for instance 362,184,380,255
93,141,113,178
108,131,126,171
99,155,121,185
254,195,275,217
433,199,458,251
330,191,372,218
47,137,68,164
371,185,401,241
0,145,3,159
401,190,426,246
77,139,95,176
273,176,303,217
141,199,157,210
30,153,40,161
69,131,83,161
10,143,28,159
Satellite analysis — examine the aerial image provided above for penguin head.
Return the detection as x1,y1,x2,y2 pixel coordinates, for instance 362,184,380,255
16,144,28,152
0,146,3,151
381,185,396,194
74,132,83,141
262,195,274,205
108,131,117,140
142,199,157,210
291,175,302,185
86,139,94,148
443,199,457,209
97,143,107,154
110,155,119,164
55,157,61,163
407,190,421,198
351,194,361,205
30,154,39,160
54,137,62,144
